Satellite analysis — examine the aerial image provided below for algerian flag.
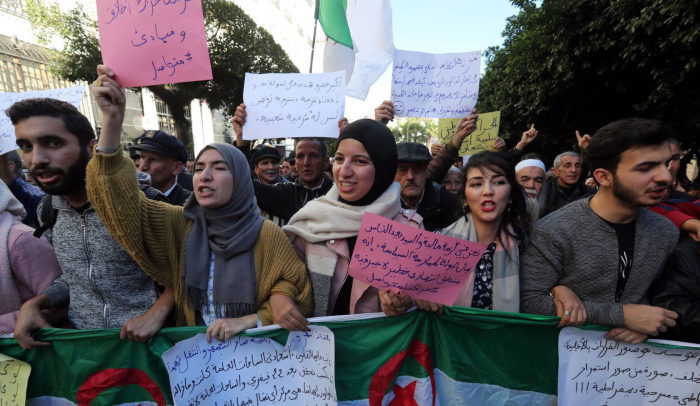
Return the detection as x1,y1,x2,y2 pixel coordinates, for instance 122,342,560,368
319,0,394,100
2,309,564,406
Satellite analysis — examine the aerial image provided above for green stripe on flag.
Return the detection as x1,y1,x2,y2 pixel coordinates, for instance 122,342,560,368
318,0,353,49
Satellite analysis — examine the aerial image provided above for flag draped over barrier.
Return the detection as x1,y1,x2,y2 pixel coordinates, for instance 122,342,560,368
0,308,592,405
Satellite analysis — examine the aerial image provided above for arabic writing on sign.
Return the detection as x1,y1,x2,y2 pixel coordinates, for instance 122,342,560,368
0,353,31,406
438,111,501,156
0,86,87,156
391,49,481,119
558,328,700,406
242,72,346,140
348,213,486,306
162,326,337,406
96,0,212,87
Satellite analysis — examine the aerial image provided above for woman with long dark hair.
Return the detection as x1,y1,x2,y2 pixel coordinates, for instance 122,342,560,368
438,151,528,312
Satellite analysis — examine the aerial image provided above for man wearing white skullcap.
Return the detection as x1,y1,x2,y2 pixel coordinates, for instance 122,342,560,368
516,156,547,199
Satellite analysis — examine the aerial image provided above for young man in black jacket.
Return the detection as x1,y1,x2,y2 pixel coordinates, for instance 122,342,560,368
232,104,333,223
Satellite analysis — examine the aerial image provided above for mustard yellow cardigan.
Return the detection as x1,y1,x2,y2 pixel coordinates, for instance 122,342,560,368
86,148,313,326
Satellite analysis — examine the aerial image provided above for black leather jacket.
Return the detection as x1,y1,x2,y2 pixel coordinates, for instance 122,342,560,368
650,235,700,344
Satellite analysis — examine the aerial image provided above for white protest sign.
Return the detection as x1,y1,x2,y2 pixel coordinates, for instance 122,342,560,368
162,325,337,406
242,72,345,140
558,327,700,406
0,86,87,155
391,49,481,119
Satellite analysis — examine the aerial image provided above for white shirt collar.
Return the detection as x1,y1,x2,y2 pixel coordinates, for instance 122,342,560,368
163,181,177,197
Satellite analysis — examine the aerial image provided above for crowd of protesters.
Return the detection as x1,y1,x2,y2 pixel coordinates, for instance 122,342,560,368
2,64,699,351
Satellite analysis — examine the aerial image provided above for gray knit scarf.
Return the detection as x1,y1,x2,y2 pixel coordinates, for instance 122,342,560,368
182,143,264,320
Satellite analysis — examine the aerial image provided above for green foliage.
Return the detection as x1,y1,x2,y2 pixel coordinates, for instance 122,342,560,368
389,118,438,144
478,0,700,162
26,0,298,147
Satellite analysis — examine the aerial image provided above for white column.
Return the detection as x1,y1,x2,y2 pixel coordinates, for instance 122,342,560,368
141,88,159,130
201,101,215,146
191,99,205,157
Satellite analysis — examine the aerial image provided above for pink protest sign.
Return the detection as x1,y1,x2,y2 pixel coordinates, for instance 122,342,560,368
96,0,213,87
348,213,486,307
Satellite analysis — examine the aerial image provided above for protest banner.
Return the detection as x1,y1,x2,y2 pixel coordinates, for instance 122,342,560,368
242,72,346,140
162,326,336,406
96,0,213,87
348,213,485,306
0,86,87,155
0,353,31,406
558,328,700,406
437,111,501,156
391,49,481,119
3,310,700,406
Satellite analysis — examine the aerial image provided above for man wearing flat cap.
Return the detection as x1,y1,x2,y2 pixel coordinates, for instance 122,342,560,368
130,130,191,206
252,146,289,185
396,142,463,232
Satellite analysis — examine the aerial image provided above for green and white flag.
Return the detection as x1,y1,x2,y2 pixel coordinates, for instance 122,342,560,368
0,309,566,406
319,0,394,100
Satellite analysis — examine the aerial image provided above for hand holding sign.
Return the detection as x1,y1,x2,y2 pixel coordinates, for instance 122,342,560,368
348,213,486,307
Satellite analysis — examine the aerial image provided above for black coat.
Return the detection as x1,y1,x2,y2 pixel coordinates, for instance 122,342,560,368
177,171,193,191
541,177,591,217
166,183,192,206
650,235,700,344
405,182,463,232
253,174,334,223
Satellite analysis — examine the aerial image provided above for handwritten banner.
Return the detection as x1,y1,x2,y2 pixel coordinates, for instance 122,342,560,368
348,213,486,306
0,353,31,406
0,86,87,156
438,111,501,156
391,49,481,119
96,0,213,87
242,72,345,140
162,326,337,406
558,328,700,406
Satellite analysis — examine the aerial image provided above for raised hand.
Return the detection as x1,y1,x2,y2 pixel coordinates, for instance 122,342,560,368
231,103,250,146
576,130,591,152
516,124,538,151
374,100,395,125
492,137,506,152
91,65,125,119
451,109,478,150
338,117,349,134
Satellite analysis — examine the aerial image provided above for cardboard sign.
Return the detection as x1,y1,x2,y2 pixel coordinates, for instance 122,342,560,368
438,111,501,156
96,0,213,87
348,213,486,306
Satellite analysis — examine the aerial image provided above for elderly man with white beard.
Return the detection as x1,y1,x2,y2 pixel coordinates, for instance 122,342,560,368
516,155,547,225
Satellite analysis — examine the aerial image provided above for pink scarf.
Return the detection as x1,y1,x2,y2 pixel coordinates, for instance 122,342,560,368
0,181,26,316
